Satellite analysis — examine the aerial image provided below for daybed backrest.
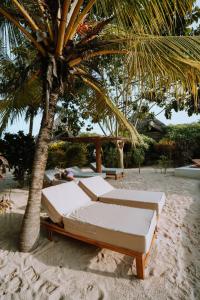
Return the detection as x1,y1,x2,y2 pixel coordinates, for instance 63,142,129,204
90,162,97,171
42,181,91,223
44,169,56,183
78,176,114,201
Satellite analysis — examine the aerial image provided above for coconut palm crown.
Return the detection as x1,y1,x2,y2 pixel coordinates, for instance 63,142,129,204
1,0,200,251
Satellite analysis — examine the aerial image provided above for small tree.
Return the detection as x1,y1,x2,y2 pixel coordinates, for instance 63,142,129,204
158,155,170,174
132,148,145,174
0,131,35,186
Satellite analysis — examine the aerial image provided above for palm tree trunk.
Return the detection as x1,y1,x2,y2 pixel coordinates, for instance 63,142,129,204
116,141,124,169
29,111,34,136
19,85,60,252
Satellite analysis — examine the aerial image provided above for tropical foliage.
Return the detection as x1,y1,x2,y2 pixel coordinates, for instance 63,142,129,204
165,123,200,165
0,131,35,186
47,141,88,168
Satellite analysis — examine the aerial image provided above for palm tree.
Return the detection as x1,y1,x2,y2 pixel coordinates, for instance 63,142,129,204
0,43,42,136
1,0,200,252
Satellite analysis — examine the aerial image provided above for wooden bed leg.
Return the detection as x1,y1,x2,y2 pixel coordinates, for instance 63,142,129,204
48,230,53,241
136,255,145,279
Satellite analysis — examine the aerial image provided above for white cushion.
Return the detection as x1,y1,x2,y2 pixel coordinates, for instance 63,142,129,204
44,169,56,183
63,203,156,253
79,177,165,215
41,182,91,223
78,176,114,201
100,189,166,215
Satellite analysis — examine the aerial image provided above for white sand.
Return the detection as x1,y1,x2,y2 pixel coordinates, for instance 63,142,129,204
0,169,199,299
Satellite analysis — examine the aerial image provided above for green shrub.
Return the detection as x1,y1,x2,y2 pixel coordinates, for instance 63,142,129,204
47,141,67,169
132,148,145,173
0,131,35,186
157,155,171,174
65,143,88,167
165,123,200,165
47,142,88,169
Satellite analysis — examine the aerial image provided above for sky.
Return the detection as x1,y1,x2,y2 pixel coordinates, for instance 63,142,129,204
5,105,200,137
3,1,200,136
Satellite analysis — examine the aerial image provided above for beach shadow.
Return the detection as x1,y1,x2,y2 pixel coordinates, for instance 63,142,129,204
0,212,23,252
0,212,135,280
35,228,135,280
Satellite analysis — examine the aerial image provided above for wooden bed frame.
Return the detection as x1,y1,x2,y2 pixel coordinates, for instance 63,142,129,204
106,172,124,180
41,217,156,279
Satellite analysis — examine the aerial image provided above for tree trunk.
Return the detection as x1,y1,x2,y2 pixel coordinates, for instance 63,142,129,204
19,85,60,252
116,141,124,169
29,111,34,136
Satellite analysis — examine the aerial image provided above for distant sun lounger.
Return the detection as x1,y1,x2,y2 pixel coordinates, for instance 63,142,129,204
69,166,106,178
41,182,157,279
44,167,106,186
90,162,124,179
78,176,165,217
191,159,200,167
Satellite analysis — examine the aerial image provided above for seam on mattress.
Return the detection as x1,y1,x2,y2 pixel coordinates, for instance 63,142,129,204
78,181,99,201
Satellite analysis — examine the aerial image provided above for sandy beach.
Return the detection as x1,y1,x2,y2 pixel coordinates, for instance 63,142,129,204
0,169,199,300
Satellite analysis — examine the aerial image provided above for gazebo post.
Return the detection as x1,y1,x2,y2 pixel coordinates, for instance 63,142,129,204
95,139,102,173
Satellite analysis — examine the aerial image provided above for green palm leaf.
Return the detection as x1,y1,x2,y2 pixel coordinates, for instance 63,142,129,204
76,68,141,143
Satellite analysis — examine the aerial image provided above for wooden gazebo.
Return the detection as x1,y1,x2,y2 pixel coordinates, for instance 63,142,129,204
61,136,127,172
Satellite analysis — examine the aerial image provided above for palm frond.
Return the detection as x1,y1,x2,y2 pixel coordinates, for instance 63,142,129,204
125,35,200,103
95,0,193,35
76,68,140,144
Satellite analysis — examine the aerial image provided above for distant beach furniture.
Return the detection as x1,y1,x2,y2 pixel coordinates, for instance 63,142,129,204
175,165,200,179
44,167,106,186
69,166,106,178
191,158,200,167
78,176,165,217
41,181,157,279
90,162,124,180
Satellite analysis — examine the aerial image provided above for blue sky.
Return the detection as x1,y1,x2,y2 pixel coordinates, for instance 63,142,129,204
4,1,200,136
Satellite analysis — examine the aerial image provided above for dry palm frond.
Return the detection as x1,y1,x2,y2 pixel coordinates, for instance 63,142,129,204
0,197,12,214
0,156,9,167
95,0,193,35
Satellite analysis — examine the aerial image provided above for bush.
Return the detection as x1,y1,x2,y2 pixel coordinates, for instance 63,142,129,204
65,143,88,167
165,123,200,166
47,141,67,169
101,142,117,167
0,131,35,186
47,141,88,169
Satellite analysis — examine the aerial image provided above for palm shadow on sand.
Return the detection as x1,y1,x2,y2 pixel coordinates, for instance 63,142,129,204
0,212,136,280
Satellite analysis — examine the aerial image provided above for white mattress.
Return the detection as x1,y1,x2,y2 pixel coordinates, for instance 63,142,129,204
99,189,165,215
79,177,165,215
42,182,91,223
78,176,114,201
63,202,156,253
